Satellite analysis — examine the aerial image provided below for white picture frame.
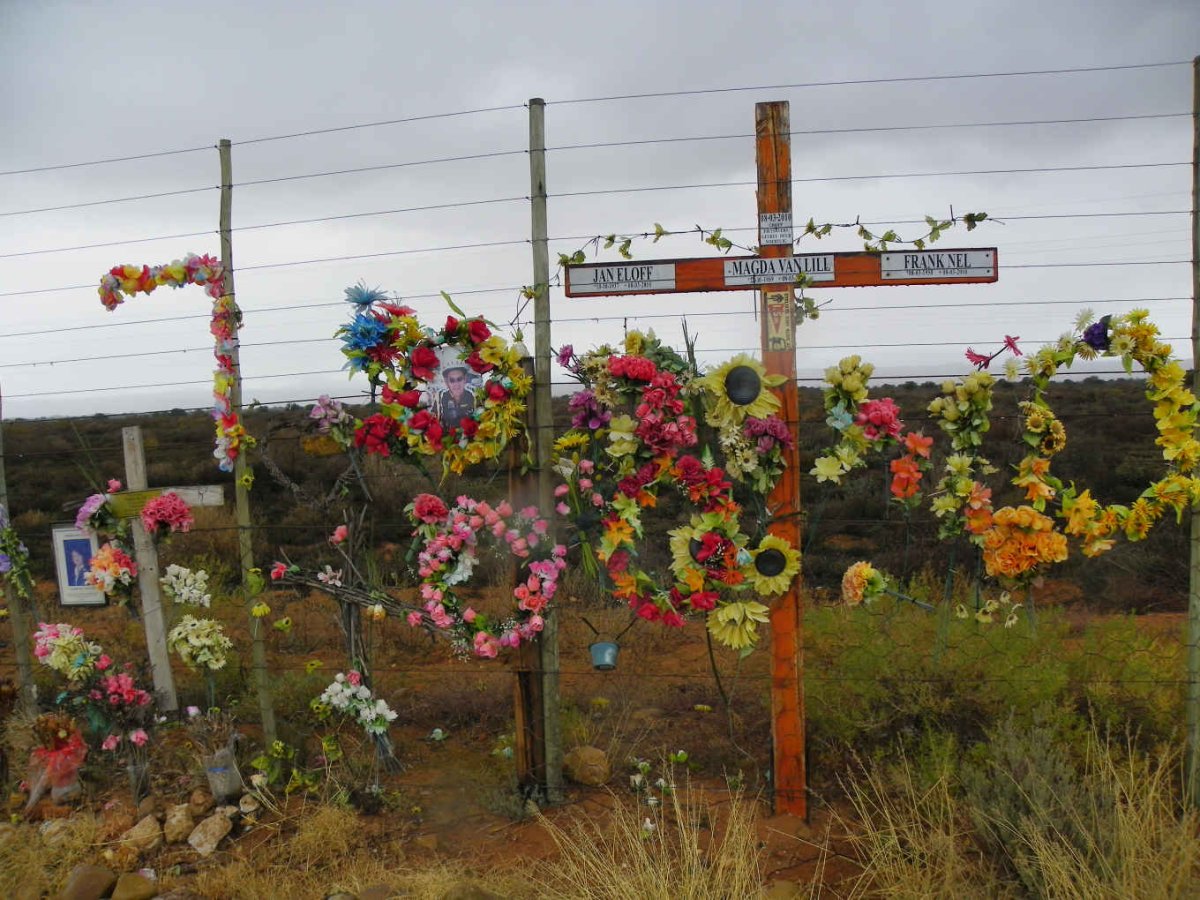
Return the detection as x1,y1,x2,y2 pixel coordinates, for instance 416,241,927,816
51,524,105,607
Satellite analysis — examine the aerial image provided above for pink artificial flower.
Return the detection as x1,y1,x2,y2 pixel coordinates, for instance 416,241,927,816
129,729,148,747
578,478,593,491
473,632,499,659
329,524,349,545
556,502,570,516
101,734,120,752
462,608,477,623
270,562,288,580
591,493,604,507
965,347,991,368
554,484,569,498
578,459,594,475
406,612,424,628
107,479,123,492
1004,335,1022,356
140,492,194,535
347,670,362,686
96,654,112,671
187,706,201,717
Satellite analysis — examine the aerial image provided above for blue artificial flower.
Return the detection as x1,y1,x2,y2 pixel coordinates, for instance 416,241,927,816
344,281,389,308
339,314,390,369
1082,316,1111,352
826,404,854,432
0,553,11,574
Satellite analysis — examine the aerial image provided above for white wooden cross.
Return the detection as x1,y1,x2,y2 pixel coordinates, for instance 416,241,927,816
114,425,226,712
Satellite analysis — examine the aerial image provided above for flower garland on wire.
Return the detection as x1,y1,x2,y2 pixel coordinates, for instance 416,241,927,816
98,254,252,473
829,309,1200,599
553,332,801,651
327,284,531,475
406,494,567,658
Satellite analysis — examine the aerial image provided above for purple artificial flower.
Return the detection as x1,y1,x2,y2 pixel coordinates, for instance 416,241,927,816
75,493,106,534
568,390,611,430
0,553,11,574
1082,317,1111,352
556,344,576,370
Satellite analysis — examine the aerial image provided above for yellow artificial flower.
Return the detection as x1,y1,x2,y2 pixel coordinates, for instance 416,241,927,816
606,415,639,457
745,535,800,596
698,354,784,427
810,456,845,483
250,602,271,618
706,601,770,650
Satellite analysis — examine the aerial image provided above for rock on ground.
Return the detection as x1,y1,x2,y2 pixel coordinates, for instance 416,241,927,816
563,746,611,786
120,815,163,855
111,871,159,900
187,812,232,857
58,864,118,900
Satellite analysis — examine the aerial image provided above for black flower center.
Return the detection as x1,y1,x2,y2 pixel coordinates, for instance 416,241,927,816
688,537,705,564
755,548,788,578
724,365,762,406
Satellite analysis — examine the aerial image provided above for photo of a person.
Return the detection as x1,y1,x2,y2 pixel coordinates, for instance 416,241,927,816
52,525,104,607
435,363,476,431
66,541,91,586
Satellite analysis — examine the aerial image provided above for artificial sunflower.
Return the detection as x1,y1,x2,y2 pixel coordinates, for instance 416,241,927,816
706,600,770,650
698,354,787,428
744,534,800,596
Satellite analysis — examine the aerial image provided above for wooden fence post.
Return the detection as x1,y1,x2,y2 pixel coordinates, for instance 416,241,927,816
219,138,277,742
0,388,36,710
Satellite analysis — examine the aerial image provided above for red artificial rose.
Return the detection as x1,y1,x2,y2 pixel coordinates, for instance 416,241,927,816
412,493,449,524
444,315,460,335
460,417,479,437
485,381,509,402
466,350,494,374
409,410,434,432
410,346,439,381
382,386,421,408
467,319,491,345
424,419,444,450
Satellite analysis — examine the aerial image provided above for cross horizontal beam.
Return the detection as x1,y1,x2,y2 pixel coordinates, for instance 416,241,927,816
565,248,997,297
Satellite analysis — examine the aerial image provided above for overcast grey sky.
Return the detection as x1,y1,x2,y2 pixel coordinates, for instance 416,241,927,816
0,1,1195,421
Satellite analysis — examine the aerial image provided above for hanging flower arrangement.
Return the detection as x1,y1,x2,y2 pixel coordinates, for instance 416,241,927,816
324,284,531,475
75,479,124,537
404,494,567,658
553,331,801,651
33,622,109,684
826,308,1200,598
97,254,253,473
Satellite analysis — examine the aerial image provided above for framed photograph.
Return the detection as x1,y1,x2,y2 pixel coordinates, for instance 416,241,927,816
430,345,481,433
52,524,105,607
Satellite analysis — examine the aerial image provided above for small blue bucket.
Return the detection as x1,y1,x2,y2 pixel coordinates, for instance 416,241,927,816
588,640,620,671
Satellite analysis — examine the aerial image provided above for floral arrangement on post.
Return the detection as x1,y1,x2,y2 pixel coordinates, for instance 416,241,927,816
167,616,232,671
75,478,125,539
552,331,801,651
139,491,194,538
0,503,34,600
327,283,532,475
84,542,139,602
827,309,1200,622
98,254,252,472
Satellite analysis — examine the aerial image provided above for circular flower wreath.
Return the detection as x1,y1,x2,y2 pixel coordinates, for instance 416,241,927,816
98,254,251,473
554,332,800,651
406,493,567,658
331,284,531,475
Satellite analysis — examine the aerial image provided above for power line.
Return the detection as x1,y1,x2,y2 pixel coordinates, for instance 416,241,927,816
0,186,217,218
232,149,526,189
547,112,1189,153
0,285,524,338
0,144,214,178
548,61,1190,105
551,161,1188,202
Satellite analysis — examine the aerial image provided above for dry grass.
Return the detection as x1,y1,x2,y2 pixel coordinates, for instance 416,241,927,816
840,730,1200,899
0,814,101,898
188,802,526,900
530,779,766,899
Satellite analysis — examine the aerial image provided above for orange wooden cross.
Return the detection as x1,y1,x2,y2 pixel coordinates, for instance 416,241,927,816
566,100,998,816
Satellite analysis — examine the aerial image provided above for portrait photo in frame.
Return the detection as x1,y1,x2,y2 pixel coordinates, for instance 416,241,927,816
52,524,104,607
